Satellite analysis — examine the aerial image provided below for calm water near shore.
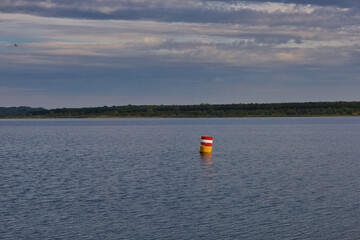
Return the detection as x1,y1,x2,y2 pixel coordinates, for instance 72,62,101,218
1,117,360,239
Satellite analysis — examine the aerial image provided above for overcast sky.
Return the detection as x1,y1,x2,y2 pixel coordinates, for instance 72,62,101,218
1,0,359,108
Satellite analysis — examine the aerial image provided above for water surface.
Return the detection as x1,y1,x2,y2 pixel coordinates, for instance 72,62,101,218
1,118,359,239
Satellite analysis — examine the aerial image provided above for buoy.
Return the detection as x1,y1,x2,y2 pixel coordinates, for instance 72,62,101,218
200,136,213,153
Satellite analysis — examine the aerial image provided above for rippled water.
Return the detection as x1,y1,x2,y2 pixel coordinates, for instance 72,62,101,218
1,118,360,239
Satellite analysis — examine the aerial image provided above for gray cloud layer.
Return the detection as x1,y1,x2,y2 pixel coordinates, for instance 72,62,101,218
1,0,359,23
1,0,359,107
236,0,360,8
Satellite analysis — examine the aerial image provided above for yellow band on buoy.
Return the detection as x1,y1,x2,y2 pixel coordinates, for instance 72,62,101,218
200,145,212,153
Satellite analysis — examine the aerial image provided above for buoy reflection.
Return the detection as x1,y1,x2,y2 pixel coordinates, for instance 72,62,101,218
200,152,214,190
200,152,213,166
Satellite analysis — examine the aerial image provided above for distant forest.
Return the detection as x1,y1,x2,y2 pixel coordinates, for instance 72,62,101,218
1,102,360,118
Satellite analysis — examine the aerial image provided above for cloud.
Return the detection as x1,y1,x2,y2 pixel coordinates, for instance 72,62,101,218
1,0,358,26
1,1,360,107
243,0,360,9
1,11,359,69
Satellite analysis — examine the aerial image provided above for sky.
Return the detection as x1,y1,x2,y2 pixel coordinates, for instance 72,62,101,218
0,0,359,108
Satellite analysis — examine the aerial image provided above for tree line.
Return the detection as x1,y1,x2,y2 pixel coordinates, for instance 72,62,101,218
1,102,360,118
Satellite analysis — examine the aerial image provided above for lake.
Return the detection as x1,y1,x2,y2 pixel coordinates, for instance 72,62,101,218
1,117,359,239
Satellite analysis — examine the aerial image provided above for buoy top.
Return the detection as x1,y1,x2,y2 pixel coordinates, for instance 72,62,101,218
201,136,213,140
201,136,213,146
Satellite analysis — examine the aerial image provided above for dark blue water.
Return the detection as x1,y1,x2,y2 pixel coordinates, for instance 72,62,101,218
1,118,359,239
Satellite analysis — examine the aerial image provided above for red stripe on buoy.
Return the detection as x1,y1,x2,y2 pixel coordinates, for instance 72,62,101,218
201,142,213,146
201,136,213,140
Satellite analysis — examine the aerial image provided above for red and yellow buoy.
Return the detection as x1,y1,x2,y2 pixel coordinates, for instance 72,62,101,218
200,136,213,153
